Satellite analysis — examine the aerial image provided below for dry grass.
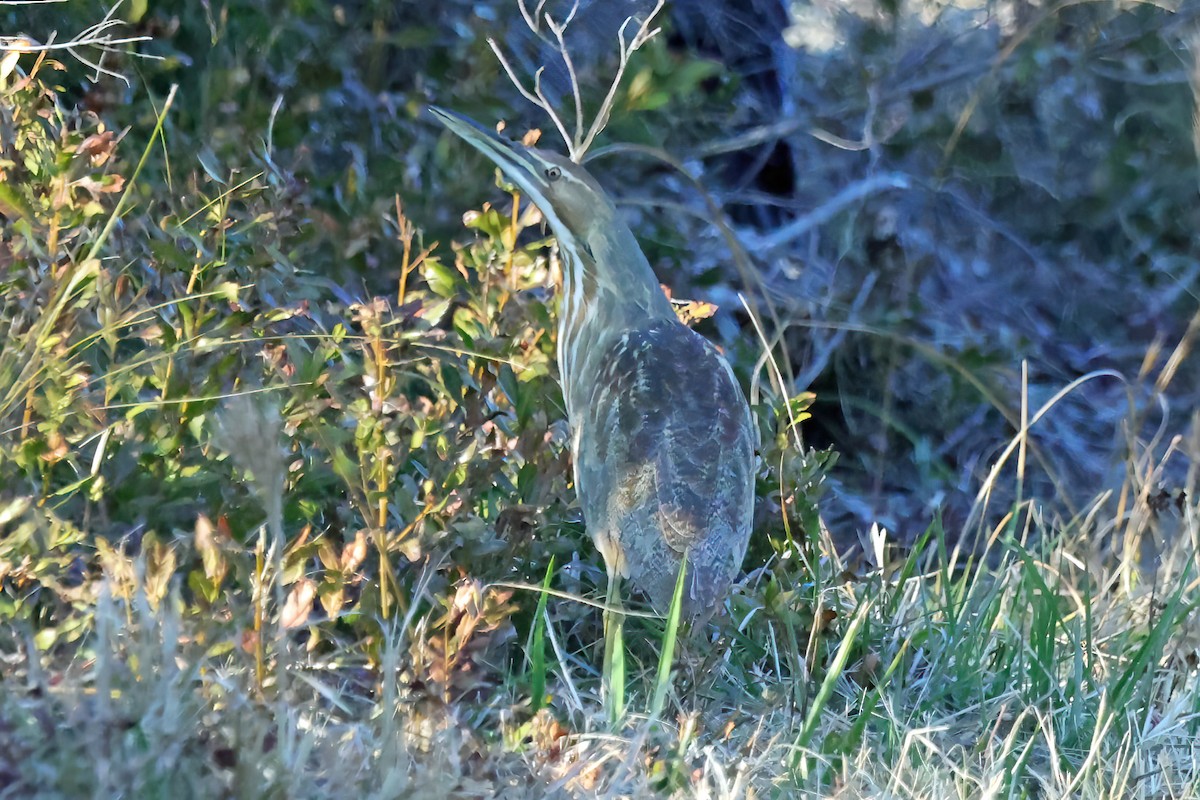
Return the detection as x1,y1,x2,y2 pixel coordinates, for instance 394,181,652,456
4,401,1200,798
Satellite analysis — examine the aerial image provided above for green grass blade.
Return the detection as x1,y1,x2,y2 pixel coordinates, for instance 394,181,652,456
604,615,625,726
649,553,687,720
1110,559,1195,711
794,599,872,753
843,637,909,752
603,574,626,726
529,556,555,713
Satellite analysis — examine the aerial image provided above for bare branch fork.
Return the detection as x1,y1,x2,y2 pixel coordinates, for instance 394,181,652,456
488,0,666,162
1,0,154,85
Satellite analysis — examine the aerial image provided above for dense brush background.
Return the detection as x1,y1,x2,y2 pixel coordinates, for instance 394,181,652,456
1,1,1199,797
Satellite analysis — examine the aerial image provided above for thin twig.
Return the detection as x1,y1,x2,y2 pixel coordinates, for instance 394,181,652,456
1,0,154,85
490,0,666,162
578,0,666,158
544,13,584,155
487,39,573,150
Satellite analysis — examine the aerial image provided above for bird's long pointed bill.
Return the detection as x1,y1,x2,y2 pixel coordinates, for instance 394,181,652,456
428,106,547,202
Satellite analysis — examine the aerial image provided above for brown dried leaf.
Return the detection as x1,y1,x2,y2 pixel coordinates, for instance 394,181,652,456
521,128,542,147
0,51,17,84
39,431,68,463
73,174,125,198
672,297,719,327
856,651,881,688
144,536,176,606
286,524,312,553
195,514,227,585
281,578,317,628
317,539,340,571
340,530,368,573
76,130,116,167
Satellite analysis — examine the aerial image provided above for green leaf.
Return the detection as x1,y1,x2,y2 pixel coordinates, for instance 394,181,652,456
423,260,460,298
465,207,509,240
0,180,37,223
188,570,219,605
34,626,59,651
529,556,555,713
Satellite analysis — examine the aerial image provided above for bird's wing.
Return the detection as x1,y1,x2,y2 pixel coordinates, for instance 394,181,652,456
581,320,755,554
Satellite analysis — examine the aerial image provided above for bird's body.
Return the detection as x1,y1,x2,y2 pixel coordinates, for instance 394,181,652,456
575,319,755,614
432,108,755,618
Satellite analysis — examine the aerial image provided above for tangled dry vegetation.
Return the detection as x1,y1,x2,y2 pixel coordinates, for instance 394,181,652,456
2,1,1200,797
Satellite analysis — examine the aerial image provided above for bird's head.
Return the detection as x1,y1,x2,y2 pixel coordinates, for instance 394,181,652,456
430,107,615,258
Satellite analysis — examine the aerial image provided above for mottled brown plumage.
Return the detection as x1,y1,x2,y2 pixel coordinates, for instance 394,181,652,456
431,107,755,619
580,320,754,614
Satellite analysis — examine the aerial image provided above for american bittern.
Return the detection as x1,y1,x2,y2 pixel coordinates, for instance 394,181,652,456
432,108,755,620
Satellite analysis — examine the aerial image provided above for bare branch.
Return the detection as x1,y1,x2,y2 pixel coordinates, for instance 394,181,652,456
1,30,149,52
531,67,573,152
491,0,666,161
544,12,584,157
559,0,579,29
516,0,552,37
577,0,665,157
517,0,553,44
1,0,153,85
487,37,545,108
486,38,573,151
750,173,912,252
518,0,540,35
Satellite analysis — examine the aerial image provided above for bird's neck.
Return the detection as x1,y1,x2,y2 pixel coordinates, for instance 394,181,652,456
556,224,675,419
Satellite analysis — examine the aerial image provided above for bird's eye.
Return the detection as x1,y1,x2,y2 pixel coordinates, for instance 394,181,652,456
545,166,562,181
